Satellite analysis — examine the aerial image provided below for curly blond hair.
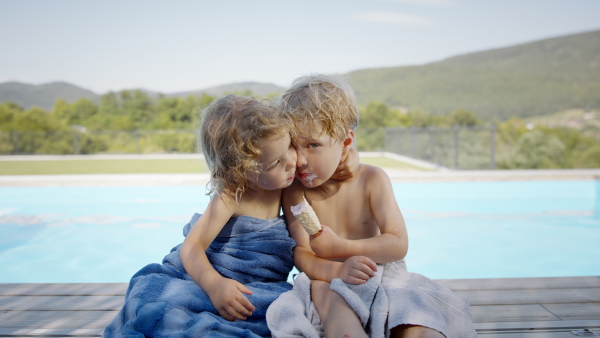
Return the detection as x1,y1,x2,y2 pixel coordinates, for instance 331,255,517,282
199,95,291,200
279,74,359,142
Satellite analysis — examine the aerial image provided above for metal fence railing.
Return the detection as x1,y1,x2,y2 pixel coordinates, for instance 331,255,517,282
2,126,498,170
357,125,497,170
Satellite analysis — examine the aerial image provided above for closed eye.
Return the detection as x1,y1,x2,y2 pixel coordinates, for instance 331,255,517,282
267,160,280,169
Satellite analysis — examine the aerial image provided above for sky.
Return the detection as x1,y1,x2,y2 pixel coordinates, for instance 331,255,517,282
1,0,599,94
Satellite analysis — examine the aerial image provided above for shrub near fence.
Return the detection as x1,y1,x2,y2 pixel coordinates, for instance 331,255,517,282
0,130,198,155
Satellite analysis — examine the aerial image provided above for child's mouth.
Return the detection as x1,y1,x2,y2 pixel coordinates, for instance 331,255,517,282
297,172,310,179
298,172,317,185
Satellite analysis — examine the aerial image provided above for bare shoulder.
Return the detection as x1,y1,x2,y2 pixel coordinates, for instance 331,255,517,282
282,179,306,206
357,164,390,184
209,189,241,216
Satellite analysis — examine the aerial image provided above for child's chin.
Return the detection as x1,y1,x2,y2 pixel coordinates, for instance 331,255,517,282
300,174,319,187
300,179,316,188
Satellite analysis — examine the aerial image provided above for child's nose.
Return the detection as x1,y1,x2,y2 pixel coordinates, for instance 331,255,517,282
286,149,297,170
296,149,307,168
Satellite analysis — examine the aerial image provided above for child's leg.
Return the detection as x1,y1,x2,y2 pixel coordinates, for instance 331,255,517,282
311,280,368,338
391,325,445,338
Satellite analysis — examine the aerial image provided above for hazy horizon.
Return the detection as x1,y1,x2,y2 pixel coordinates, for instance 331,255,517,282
1,0,599,94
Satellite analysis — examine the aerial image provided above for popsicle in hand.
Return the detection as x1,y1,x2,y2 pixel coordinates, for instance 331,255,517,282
291,197,322,235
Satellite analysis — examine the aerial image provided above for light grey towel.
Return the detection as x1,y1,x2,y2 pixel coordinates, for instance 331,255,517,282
267,260,477,338
267,267,385,337
266,273,324,338
381,261,477,337
329,264,384,327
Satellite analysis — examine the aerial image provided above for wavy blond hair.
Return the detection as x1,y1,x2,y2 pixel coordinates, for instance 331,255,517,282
199,95,291,200
279,74,359,141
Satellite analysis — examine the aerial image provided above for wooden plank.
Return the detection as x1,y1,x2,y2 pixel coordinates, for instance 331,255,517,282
457,288,600,305
470,304,560,322
474,319,600,331
1,276,598,295
0,277,597,337
477,332,592,337
0,283,128,296
0,310,117,329
437,276,600,291
0,328,104,336
0,295,124,311
543,303,600,320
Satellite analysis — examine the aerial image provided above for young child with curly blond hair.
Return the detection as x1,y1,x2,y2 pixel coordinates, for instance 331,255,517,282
104,95,299,337
179,95,299,322
267,75,476,338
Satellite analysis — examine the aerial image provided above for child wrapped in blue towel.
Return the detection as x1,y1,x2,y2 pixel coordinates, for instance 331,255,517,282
103,95,357,337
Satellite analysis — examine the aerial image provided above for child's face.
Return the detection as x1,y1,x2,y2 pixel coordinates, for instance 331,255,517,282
294,124,352,188
249,132,297,191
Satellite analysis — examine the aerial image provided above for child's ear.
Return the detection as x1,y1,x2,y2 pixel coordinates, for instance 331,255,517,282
342,130,354,151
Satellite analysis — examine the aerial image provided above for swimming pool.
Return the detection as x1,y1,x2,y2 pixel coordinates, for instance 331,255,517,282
0,180,598,283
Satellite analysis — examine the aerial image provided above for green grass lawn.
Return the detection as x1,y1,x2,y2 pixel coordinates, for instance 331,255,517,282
0,159,208,175
0,156,423,175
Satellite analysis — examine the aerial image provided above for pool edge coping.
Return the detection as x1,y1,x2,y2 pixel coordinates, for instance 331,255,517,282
1,169,599,186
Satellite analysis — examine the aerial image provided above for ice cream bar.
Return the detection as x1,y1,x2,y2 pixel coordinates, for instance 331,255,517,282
291,197,322,235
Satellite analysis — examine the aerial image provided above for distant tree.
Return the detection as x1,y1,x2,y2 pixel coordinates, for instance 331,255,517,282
156,97,191,129
573,144,600,168
151,94,213,130
506,129,566,169
542,126,600,168
109,115,136,131
15,107,67,132
196,93,215,120
0,102,23,131
72,98,98,123
85,114,134,131
448,109,482,127
98,92,120,116
406,109,436,128
0,103,21,153
51,99,76,125
120,90,155,127
10,107,72,154
359,102,409,128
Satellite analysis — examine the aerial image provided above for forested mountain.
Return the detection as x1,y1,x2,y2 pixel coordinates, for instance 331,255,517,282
0,82,284,111
346,29,600,121
2,29,599,119
0,82,99,111
168,82,284,98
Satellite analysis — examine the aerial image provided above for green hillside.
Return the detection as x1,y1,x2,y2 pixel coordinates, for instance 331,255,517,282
2,29,599,120
0,82,99,111
0,81,283,111
346,29,600,121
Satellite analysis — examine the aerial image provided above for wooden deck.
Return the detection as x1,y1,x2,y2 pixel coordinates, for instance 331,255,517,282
0,277,598,337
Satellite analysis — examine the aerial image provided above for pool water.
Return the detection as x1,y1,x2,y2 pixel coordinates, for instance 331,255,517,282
0,180,598,283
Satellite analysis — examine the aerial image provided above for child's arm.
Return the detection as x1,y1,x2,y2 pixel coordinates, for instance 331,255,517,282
283,183,377,284
309,166,409,264
180,193,255,321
